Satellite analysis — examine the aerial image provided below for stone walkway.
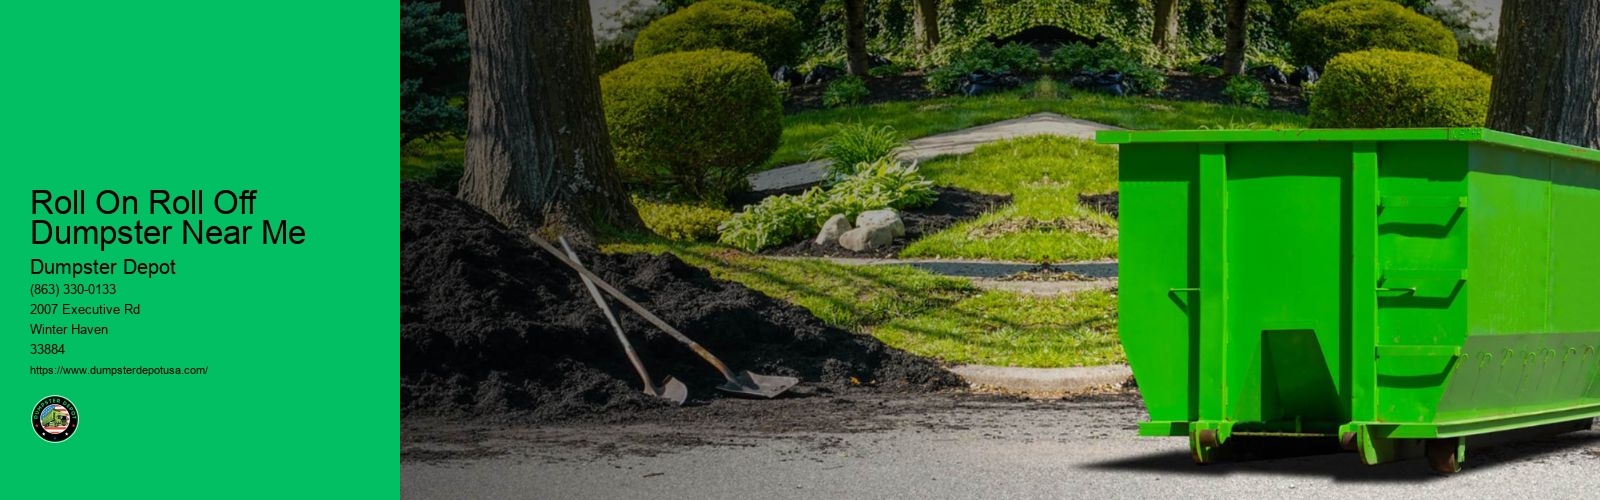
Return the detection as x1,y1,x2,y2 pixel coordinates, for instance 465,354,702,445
747,112,1120,191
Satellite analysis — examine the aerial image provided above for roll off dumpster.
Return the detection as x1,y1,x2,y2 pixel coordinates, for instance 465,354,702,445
1098,128,1600,473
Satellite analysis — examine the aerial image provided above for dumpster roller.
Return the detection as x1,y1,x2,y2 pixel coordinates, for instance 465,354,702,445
1099,128,1600,473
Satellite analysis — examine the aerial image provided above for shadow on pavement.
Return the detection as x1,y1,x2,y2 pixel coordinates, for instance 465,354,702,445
1083,430,1600,483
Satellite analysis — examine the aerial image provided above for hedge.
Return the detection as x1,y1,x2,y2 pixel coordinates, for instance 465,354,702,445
1289,0,1457,69
1309,49,1490,128
633,0,802,68
601,50,783,202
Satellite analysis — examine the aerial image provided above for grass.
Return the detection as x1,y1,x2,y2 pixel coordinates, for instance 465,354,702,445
902,135,1120,262
401,138,463,181
769,78,1308,167
603,234,1124,367
873,289,1122,367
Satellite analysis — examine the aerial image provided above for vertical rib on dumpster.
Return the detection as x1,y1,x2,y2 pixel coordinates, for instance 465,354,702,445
1351,142,1379,423
1198,144,1228,421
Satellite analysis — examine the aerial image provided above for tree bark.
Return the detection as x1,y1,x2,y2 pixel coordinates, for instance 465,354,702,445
1152,0,1180,51
1222,0,1248,75
1487,0,1600,148
844,0,869,76
912,0,940,55
460,0,643,242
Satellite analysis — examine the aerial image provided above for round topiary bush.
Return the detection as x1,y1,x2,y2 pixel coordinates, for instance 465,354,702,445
1309,49,1490,128
1289,0,1457,69
633,0,802,68
601,49,782,202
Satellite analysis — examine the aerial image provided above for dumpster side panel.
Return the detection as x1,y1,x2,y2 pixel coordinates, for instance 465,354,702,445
1466,146,1551,335
1223,142,1351,428
1373,142,1470,423
1118,143,1201,429
1548,157,1600,407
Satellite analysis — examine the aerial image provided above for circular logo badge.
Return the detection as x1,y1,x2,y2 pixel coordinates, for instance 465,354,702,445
33,395,78,443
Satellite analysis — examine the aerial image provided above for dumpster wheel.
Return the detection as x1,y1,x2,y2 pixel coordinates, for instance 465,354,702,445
1425,439,1462,475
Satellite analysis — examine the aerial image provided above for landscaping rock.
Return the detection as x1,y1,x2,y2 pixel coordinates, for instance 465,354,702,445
772,65,804,86
815,214,853,246
1290,65,1320,86
839,225,894,251
1069,70,1127,97
803,65,843,86
961,70,1023,96
856,209,905,237
1250,65,1289,86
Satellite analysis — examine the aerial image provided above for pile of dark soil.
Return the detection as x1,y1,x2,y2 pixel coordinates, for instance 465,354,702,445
400,183,960,422
1160,72,1308,114
784,73,935,113
1078,192,1118,219
762,187,1011,259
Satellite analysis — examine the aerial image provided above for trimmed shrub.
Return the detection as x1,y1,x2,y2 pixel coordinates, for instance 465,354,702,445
601,50,783,202
814,124,903,180
633,0,802,67
634,197,733,241
719,159,936,251
1289,0,1457,69
1223,76,1269,108
926,42,1042,95
1309,49,1489,128
823,76,869,108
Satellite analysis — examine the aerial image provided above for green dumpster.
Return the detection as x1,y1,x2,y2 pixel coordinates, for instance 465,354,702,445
1097,128,1600,473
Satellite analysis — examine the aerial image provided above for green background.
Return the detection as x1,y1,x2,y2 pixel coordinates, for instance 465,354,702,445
1,1,396,495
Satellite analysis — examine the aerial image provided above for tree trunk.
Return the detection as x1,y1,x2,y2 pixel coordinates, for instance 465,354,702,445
844,0,869,76
1487,0,1600,148
1152,0,1180,51
1222,0,1248,75
912,0,940,55
460,0,643,242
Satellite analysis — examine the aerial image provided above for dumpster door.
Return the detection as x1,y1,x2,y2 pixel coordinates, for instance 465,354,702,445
1213,142,1352,431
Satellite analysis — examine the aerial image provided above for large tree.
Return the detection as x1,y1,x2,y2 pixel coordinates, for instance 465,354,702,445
1152,0,1180,52
1487,0,1599,148
844,0,869,76
459,0,643,241
1222,0,1248,75
912,0,940,55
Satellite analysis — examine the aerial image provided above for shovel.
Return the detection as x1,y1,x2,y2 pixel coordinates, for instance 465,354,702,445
559,237,687,406
528,233,799,399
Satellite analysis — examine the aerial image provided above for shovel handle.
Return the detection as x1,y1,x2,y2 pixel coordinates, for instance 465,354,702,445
528,233,739,381
559,237,660,394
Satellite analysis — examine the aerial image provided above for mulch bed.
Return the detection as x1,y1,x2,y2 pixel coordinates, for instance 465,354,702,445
1160,71,1309,114
400,183,960,423
761,187,1012,259
1078,191,1118,219
784,73,936,113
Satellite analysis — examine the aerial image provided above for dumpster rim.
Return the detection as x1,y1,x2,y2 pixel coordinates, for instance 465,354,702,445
1093,128,1600,163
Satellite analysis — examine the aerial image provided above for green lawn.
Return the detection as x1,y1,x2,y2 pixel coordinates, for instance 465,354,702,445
401,138,463,181
604,235,1124,367
903,135,1120,262
768,78,1308,167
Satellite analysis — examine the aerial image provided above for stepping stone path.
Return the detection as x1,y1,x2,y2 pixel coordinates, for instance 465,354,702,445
748,112,1120,191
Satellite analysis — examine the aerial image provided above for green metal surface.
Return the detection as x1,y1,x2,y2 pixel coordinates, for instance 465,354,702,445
1102,128,1600,466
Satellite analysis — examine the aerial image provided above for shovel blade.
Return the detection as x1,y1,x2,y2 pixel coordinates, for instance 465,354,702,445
646,376,689,406
716,371,800,399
